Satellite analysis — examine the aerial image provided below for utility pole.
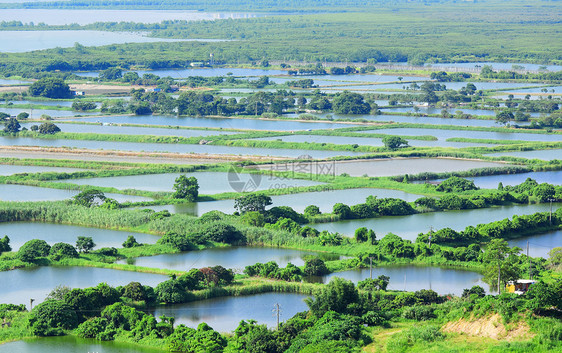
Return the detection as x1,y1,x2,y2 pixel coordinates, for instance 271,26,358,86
369,256,374,279
547,198,555,225
497,262,501,294
428,226,433,248
527,240,533,279
273,303,281,330
29,298,34,311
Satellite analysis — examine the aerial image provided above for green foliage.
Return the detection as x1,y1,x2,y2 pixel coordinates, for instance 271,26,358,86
240,211,265,227
173,175,199,201
155,278,189,304
386,325,445,353
244,261,303,281
0,235,11,254
483,239,522,292
332,203,352,220
304,258,330,276
122,235,141,248
358,276,390,291
167,323,227,353
234,194,272,213
72,189,106,207
3,118,21,134
28,300,79,336
17,239,50,262
286,311,365,353
202,223,245,245
49,242,79,260
28,77,71,98
332,91,370,114
121,281,155,302
436,176,478,193
37,122,61,134
157,232,195,251
303,205,321,217
382,136,409,150
76,236,95,253
305,278,358,317
75,317,110,340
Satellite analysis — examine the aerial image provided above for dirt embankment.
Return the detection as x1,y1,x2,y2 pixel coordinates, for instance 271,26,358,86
442,314,533,341
0,146,287,165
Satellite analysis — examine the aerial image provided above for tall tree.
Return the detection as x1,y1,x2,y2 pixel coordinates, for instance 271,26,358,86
483,239,521,292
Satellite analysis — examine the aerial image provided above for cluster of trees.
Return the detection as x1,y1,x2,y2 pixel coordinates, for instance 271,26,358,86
157,222,246,251
14,237,96,262
28,77,72,99
416,210,561,245
501,177,561,202
244,261,303,281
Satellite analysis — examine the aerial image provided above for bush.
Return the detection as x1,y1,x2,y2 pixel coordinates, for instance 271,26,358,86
29,77,71,98
38,122,61,134
304,258,330,276
122,235,141,248
436,176,478,193
157,232,195,251
18,239,51,262
49,242,79,260
28,300,79,336
203,223,245,244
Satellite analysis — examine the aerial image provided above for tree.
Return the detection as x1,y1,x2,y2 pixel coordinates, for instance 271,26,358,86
202,223,245,244
16,112,29,120
436,176,478,193
358,275,390,291
234,194,272,213
49,242,79,260
99,67,123,80
3,118,20,133
332,91,370,114
28,300,79,336
240,211,265,227
46,285,71,301
305,278,358,317
382,136,408,150
72,189,106,207
333,203,352,219
172,175,199,200
76,236,95,253
483,239,521,292
496,111,514,125
18,239,51,262
0,235,11,254
38,122,61,134
122,235,141,248
548,247,562,268
304,258,329,276
304,205,321,217
155,279,188,304
29,77,72,98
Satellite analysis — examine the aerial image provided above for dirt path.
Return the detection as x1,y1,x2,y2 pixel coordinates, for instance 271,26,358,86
0,146,287,165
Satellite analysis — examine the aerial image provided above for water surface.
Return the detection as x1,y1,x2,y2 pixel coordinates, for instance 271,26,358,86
66,115,363,131
0,135,363,158
117,247,341,272
0,164,86,175
151,292,309,333
0,30,221,53
312,202,561,241
0,222,159,251
0,336,163,353
0,184,153,203
486,149,562,161
0,266,167,305
254,158,506,177
0,9,258,25
320,265,491,296
56,171,322,193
